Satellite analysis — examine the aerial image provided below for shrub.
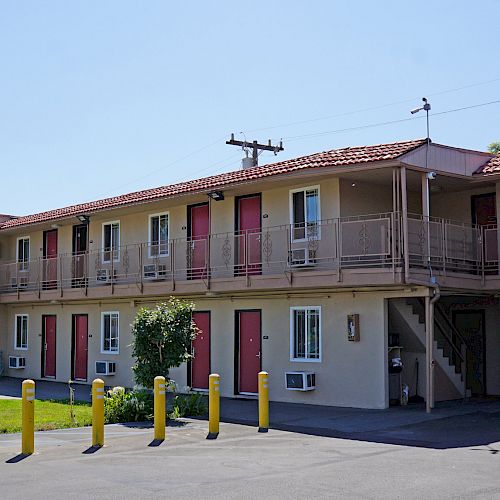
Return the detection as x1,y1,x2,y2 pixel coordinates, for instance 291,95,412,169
169,392,208,419
131,299,198,388
104,387,154,424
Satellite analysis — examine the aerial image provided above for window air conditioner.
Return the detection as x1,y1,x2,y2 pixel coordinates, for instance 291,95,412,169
143,264,167,279
289,248,317,267
96,269,116,283
95,361,116,376
285,371,316,391
11,276,28,289
9,356,26,369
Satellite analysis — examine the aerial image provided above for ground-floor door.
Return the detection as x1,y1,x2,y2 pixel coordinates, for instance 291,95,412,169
235,310,261,395
190,311,211,390
453,310,486,395
41,315,56,378
72,314,88,381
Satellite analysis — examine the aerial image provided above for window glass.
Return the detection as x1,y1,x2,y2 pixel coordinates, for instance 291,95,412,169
291,308,320,361
15,315,28,349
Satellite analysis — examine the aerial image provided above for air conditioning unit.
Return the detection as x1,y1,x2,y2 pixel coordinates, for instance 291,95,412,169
285,371,316,391
95,360,116,376
11,276,28,289
289,248,317,267
96,269,116,283
143,264,167,279
9,356,26,369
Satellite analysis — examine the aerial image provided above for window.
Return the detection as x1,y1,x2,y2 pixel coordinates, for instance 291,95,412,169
290,186,320,241
102,222,120,263
16,237,30,271
101,312,119,353
149,213,169,257
290,307,321,361
15,314,28,350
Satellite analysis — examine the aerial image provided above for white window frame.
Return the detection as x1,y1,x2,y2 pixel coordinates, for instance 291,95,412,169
289,186,321,243
101,311,120,354
102,221,120,263
289,306,322,362
148,212,170,258
16,236,30,271
14,314,29,350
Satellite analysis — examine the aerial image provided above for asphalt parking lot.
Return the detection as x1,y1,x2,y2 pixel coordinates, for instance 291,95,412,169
0,416,499,500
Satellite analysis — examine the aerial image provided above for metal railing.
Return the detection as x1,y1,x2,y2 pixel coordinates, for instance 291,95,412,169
0,212,496,294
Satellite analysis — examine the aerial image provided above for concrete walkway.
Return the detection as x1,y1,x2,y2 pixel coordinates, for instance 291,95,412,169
0,377,92,402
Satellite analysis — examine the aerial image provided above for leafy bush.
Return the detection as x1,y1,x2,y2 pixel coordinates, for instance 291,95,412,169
169,392,208,419
131,299,198,388
104,387,154,424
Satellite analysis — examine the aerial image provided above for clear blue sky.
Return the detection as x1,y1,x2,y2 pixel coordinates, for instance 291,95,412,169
1,1,499,215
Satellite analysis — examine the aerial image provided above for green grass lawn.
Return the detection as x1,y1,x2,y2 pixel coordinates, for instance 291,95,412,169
0,399,92,434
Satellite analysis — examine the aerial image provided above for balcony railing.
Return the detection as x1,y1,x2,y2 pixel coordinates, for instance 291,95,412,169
0,212,497,294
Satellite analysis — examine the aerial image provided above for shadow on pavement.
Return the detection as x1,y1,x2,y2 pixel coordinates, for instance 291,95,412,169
6,453,31,463
216,398,500,450
82,445,102,454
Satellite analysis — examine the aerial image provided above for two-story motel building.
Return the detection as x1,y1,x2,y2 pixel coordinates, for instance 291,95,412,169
1,139,499,411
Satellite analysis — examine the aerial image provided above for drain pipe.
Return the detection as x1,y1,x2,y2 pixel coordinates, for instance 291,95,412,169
405,278,440,413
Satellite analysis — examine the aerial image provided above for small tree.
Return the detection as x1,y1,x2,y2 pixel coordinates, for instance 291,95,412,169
131,298,198,388
488,142,500,155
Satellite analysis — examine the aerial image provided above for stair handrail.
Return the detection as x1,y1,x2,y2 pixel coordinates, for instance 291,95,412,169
415,298,464,362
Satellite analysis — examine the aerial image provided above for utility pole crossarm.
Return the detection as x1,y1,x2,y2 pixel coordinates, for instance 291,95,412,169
226,133,284,168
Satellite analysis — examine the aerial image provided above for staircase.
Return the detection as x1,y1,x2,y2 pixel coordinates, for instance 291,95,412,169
389,298,466,398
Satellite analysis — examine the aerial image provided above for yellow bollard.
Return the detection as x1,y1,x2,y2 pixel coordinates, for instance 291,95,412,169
22,379,35,455
208,373,220,437
258,371,269,432
92,379,105,447
154,376,166,441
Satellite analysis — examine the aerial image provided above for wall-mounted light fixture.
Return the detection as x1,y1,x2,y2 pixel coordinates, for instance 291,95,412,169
207,191,224,201
76,215,90,224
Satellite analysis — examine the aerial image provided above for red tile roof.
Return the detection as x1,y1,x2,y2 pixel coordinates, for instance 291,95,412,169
475,155,500,175
0,138,426,230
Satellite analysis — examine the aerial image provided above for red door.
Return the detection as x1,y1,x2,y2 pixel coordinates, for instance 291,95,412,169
237,310,261,394
236,195,262,275
73,315,88,381
188,203,209,279
42,315,56,378
44,229,58,289
191,312,210,390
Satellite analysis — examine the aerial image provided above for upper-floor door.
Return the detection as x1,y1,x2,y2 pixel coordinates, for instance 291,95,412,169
188,203,209,279
72,224,88,286
43,229,58,289
236,194,262,276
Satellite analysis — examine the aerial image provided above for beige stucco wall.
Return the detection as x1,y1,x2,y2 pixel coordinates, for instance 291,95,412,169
431,186,495,223
2,289,394,409
1,177,341,263
339,178,422,217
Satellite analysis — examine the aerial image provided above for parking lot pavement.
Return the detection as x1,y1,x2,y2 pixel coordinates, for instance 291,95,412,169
0,419,499,500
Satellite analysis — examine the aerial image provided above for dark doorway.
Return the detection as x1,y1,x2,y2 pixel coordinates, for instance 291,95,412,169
72,224,88,287
452,310,486,396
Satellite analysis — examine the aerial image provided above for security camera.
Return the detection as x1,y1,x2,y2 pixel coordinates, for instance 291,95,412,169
426,171,436,180
410,107,421,114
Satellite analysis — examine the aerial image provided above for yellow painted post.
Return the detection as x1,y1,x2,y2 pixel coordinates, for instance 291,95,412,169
208,373,220,437
92,379,105,447
22,379,35,455
258,371,269,432
154,376,166,441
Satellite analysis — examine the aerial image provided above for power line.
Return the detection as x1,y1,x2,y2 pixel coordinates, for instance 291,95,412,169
282,99,500,142
242,77,500,134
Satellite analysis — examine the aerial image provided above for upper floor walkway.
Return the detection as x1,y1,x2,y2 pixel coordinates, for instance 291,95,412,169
0,210,498,302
